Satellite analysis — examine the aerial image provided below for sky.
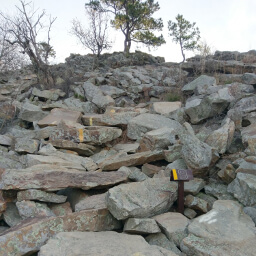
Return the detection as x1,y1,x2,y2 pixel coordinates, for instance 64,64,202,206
1,0,256,63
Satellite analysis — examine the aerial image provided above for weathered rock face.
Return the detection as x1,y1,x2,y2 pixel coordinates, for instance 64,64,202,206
38,231,178,256
154,212,189,246
206,118,235,154
106,178,178,220
127,113,183,140
49,122,122,145
241,124,256,155
181,133,219,176
17,189,67,204
181,200,256,256
124,218,161,234
227,173,256,206
32,88,65,101
99,150,164,171
0,209,121,256
37,108,82,128
151,102,182,115
182,75,216,94
0,165,128,191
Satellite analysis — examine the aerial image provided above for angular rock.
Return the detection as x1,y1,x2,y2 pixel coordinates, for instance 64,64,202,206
16,201,55,219
218,163,236,184
184,195,209,213
3,203,23,227
181,134,219,176
196,193,217,210
124,218,161,234
128,167,149,181
142,163,162,177
145,233,182,255
49,139,97,156
32,88,65,101
49,122,122,145
0,135,13,146
0,191,6,213
0,165,128,191
26,154,96,171
50,202,73,216
106,178,178,220
163,144,182,163
241,124,256,155
0,151,24,169
18,101,48,122
127,113,183,140
236,156,256,175
17,189,67,203
227,173,256,206
99,150,164,171
181,200,256,256
184,208,197,219
139,127,179,152
242,72,256,84
0,209,121,256
206,118,235,154
39,231,177,256
205,182,235,200
243,207,256,224
99,85,126,98
154,212,189,246
83,81,115,109
151,102,182,115
75,193,107,212
14,137,39,154
184,178,206,195
37,108,82,128
182,75,216,94
113,142,140,153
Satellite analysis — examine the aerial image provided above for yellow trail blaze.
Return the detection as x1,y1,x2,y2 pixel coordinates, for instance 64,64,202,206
89,117,93,126
172,169,178,180
79,129,84,142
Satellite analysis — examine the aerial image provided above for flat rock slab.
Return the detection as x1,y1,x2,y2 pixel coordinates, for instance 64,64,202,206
99,150,164,171
17,189,67,203
127,113,183,140
151,102,182,115
124,218,161,234
154,212,189,246
106,178,178,220
49,123,122,145
181,200,256,256
0,165,128,191
38,108,82,128
0,135,13,146
38,231,178,256
0,209,121,256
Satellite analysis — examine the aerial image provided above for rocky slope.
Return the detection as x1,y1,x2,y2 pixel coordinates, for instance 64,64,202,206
0,50,256,256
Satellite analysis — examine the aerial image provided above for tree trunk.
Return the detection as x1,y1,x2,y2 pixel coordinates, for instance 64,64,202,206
124,33,131,54
179,40,185,63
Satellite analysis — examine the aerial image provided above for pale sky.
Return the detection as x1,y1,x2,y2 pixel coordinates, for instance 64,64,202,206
1,0,256,63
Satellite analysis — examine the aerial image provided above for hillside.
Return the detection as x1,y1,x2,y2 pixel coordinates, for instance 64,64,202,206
0,50,256,256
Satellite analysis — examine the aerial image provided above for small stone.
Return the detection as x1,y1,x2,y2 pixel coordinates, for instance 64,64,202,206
184,195,209,213
184,208,197,219
124,218,161,234
50,202,73,216
142,163,162,177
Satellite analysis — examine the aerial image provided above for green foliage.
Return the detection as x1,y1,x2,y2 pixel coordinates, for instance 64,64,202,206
87,0,165,53
164,92,181,102
168,14,200,62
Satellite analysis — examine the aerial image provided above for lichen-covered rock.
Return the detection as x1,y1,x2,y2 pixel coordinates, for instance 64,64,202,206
124,218,161,234
106,178,178,220
0,209,121,256
127,113,183,140
154,212,189,246
227,173,256,206
181,200,256,256
38,231,178,256
0,165,128,191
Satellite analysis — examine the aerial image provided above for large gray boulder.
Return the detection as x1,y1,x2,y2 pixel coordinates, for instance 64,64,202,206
0,209,121,256
38,231,178,256
106,178,178,220
181,200,256,256
181,132,219,177
227,173,256,206
83,81,115,109
182,75,216,94
127,113,183,140
205,118,235,154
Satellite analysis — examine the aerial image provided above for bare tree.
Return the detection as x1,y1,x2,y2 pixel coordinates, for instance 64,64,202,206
0,0,56,84
71,6,112,57
0,18,30,72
